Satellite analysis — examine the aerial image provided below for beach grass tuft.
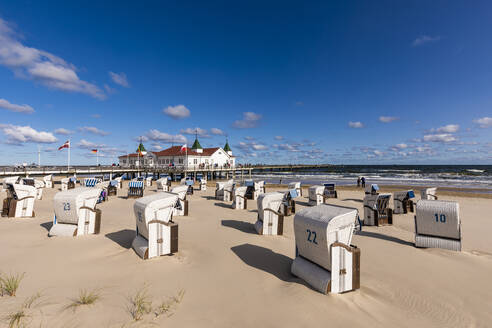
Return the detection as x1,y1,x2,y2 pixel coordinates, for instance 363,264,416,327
66,288,101,312
127,286,152,321
154,289,185,318
0,272,25,297
4,292,43,328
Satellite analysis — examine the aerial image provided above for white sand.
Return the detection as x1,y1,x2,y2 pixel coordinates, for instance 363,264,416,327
1,181,491,327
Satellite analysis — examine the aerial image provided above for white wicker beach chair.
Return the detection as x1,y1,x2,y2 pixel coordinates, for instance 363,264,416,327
323,183,337,199
199,178,207,191
393,190,415,214
2,176,19,191
254,192,285,235
363,193,393,226
114,177,123,189
34,179,45,200
43,175,53,188
1,183,36,218
171,185,188,216
132,192,179,259
420,188,438,200
414,200,461,251
145,176,153,187
232,186,248,210
49,187,102,237
308,185,325,206
156,177,171,192
291,204,360,294
288,181,302,197
281,189,298,216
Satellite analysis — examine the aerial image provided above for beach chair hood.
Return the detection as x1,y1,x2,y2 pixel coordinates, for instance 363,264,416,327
53,187,101,225
294,204,356,271
134,192,178,240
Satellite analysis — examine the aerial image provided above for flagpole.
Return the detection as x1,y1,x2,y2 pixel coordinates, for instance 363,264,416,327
68,139,70,171
96,151,99,166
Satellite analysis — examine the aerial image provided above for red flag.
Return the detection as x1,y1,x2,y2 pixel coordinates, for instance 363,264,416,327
180,144,187,152
58,140,70,150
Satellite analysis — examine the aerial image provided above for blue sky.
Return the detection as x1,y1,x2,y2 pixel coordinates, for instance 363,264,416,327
0,1,491,165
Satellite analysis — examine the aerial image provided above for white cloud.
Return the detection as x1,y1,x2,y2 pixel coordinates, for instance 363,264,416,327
0,98,34,113
180,127,210,138
423,133,456,143
0,18,105,99
348,121,364,128
473,117,492,128
109,71,129,87
91,114,101,119
373,150,383,156
79,126,110,136
77,139,103,149
412,35,441,47
54,128,73,135
232,112,262,128
146,129,187,144
0,124,57,144
431,124,460,133
163,105,190,119
396,143,407,149
251,144,268,151
379,116,399,123
274,136,284,140
211,128,226,136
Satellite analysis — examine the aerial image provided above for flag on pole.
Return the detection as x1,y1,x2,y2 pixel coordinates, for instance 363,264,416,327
91,149,98,153
58,140,70,150
180,144,187,152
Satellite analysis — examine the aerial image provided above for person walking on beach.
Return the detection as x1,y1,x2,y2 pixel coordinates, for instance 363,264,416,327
357,177,361,187
361,177,366,188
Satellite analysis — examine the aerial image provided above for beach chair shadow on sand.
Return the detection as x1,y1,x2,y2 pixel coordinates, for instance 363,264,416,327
358,231,413,247
342,198,363,203
105,229,135,249
231,244,296,283
214,202,233,209
40,221,53,232
221,220,256,234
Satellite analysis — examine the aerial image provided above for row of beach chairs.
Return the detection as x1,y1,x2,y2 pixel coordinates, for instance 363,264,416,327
3,175,461,296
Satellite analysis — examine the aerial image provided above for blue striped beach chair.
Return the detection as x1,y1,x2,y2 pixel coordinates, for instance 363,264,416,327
83,178,101,187
128,181,144,198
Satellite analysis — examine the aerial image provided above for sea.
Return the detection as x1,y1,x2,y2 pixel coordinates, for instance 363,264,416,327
249,165,492,194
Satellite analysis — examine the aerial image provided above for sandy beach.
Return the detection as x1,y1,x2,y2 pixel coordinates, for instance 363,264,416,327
1,180,492,327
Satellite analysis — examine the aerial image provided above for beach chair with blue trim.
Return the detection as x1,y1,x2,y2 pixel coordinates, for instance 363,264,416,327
393,190,415,214
128,180,144,198
49,187,102,237
363,185,393,226
288,181,302,197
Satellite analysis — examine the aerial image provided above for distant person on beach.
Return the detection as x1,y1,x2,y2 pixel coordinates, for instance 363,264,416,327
361,177,366,188
357,177,361,187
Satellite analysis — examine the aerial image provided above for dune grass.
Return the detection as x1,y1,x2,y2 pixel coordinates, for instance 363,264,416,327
66,288,101,312
154,289,185,319
4,292,42,328
127,287,152,321
0,272,25,297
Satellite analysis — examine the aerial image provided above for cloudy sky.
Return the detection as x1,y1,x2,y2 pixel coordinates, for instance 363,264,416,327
0,1,491,165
